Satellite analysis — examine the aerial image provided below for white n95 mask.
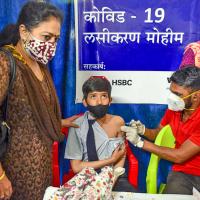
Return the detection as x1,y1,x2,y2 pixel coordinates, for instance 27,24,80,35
167,92,185,111
167,90,200,111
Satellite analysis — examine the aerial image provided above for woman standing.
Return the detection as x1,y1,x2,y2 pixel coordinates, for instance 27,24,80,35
0,1,78,199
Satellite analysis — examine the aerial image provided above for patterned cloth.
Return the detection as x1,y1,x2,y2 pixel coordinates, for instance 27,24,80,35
180,41,200,68
48,166,114,200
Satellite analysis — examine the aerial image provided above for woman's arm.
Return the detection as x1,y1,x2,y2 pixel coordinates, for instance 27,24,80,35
0,52,13,199
0,162,12,199
61,115,80,128
0,51,10,105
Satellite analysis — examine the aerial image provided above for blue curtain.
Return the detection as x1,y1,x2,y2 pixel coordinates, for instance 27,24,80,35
0,0,168,192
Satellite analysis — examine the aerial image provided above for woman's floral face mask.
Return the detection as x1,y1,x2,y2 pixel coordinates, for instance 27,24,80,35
24,34,57,65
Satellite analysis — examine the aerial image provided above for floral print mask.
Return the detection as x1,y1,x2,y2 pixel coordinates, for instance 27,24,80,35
24,34,56,65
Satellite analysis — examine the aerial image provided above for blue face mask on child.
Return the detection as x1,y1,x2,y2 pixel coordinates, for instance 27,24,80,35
87,104,109,119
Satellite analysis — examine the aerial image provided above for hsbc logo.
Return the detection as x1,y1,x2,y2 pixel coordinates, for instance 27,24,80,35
112,79,133,86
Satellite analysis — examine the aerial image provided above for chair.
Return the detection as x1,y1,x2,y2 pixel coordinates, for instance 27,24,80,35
52,141,60,187
52,127,75,187
146,125,175,194
52,126,139,188
59,127,75,185
126,140,139,188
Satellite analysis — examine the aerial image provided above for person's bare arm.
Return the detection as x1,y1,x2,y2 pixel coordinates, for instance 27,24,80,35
114,144,126,169
70,146,126,173
0,53,13,199
143,139,200,163
144,124,163,141
113,116,126,169
61,115,80,128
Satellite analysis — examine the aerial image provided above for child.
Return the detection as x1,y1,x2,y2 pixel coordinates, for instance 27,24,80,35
65,76,136,192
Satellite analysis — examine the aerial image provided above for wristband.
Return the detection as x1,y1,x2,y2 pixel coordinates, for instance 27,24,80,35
0,171,5,181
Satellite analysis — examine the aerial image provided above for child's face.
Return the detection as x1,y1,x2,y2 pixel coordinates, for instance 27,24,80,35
83,91,111,106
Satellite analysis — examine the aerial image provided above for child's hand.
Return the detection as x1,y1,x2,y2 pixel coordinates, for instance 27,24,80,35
111,145,126,164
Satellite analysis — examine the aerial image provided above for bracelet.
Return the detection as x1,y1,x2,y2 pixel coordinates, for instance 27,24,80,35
0,171,5,181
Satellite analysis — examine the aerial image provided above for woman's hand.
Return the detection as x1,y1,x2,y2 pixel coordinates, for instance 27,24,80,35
0,174,12,200
61,115,80,128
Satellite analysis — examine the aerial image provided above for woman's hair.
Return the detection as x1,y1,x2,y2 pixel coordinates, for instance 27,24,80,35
82,76,112,99
0,1,63,47
169,66,200,90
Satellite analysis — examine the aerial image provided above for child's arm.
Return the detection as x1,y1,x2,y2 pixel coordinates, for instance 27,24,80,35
113,116,126,169
113,145,126,169
70,146,126,173
113,142,126,169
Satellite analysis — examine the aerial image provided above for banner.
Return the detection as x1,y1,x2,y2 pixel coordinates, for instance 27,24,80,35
75,0,200,104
